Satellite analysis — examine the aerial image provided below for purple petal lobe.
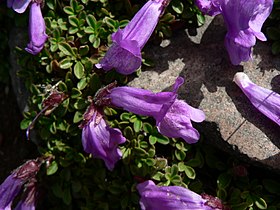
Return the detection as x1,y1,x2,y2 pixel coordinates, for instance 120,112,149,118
157,100,205,144
82,111,126,171
0,175,24,209
11,0,32,13
221,0,273,65
195,0,221,16
96,0,166,74
95,42,142,75
137,180,213,210
25,3,48,55
234,72,280,126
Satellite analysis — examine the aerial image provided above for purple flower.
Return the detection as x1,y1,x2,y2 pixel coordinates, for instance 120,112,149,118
96,0,168,75
233,72,280,127
7,0,31,13
0,159,41,210
81,104,126,171
108,77,205,144
25,2,48,55
195,0,273,65
137,180,223,210
195,0,221,16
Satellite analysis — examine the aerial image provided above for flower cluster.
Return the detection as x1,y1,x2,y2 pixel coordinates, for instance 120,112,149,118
7,0,48,54
80,77,205,170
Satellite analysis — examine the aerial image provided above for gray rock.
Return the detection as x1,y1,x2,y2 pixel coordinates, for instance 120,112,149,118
9,27,29,113
129,16,280,170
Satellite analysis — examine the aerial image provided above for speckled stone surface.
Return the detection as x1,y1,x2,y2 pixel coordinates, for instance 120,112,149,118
129,16,280,170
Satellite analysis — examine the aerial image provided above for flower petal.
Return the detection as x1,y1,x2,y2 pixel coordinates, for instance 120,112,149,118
82,112,126,171
11,0,31,13
25,3,48,55
234,72,280,126
157,100,203,144
0,176,23,209
137,180,213,210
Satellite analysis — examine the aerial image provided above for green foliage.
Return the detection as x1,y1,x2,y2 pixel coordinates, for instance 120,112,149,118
266,0,280,55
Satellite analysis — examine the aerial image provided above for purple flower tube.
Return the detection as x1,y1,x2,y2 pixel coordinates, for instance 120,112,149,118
234,72,280,127
96,0,168,75
25,2,48,55
137,180,223,210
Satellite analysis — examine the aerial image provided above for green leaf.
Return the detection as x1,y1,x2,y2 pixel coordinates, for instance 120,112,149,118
58,42,76,57
93,38,101,48
73,98,88,110
63,6,75,15
156,135,170,145
77,77,87,90
170,165,178,176
20,118,32,130
175,150,186,161
74,61,85,79
172,0,184,14
178,162,187,172
86,14,97,28
161,13,175,23
68,16,79,27
73,110,84,123
217,173,232,189
71,88,82,98
46,0,56,10
104,17,117,29
196,13,205,26
62,187,72,205
143,122,153,134
254,196,267,210
152,171,164,181
47,161,58,175
149,135,157,145
79,45,89,56
155,158,167,170
59,58,73,69
58,81,68,92
123,126,134,139
184,166,196,179
133,119,142,133
217,188,227,200
120,112,131,121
